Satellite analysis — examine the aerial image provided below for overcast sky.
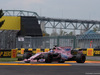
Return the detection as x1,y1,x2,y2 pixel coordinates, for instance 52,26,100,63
1,0,100,20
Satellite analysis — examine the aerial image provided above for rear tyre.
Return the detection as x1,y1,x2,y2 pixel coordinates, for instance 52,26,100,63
76,54,86,63
23,52,32,59
44,53,52,63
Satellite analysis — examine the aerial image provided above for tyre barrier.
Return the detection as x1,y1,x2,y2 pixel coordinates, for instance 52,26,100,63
17,48,100,56
0,48,50,58
0,48,100,58
0,49,17,58
16,48,50,55
80,48,100,56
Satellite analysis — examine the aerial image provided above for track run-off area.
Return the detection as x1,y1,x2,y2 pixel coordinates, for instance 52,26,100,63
0,61,100,66
0,61,100,75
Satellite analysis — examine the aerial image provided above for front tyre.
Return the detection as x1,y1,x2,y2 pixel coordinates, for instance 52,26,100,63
58,59,65,63
76,54,86,63
44,53,52,63
25,60,30,63
23,52,32,59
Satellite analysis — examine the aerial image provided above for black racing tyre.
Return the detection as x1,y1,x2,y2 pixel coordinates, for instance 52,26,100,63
18,58,23,61
58,54,65,63
25,60,30,63
44,53,52,63
58,60,65,63
76,54,86,63
23,52,32,59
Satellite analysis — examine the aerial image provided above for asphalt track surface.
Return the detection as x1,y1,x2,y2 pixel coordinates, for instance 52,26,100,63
0,61,100,75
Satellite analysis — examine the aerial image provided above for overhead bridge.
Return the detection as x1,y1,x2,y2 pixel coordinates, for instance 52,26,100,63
3,10,100,31
38,17,100,31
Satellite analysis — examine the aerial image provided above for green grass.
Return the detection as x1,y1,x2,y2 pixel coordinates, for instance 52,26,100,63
0,58,18,62
86,59,100,61
0,57,100,62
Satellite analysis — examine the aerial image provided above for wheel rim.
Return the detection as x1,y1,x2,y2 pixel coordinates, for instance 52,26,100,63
81,55,85,63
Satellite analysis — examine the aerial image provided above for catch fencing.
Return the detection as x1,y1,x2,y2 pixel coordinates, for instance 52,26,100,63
16,36,76,49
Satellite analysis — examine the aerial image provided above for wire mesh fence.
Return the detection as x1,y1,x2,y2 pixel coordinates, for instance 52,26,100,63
0,30,18,49
16,36,76,49
1,31,100,49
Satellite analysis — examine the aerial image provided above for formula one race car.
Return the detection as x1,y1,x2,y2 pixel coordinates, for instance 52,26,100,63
23,47,86,63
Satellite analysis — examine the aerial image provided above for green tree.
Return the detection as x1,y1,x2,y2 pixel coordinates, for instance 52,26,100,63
93,27,98,32
59,30,67,36
51,28,58,36
51,31,58,36
69,31,73,35
0,9,5,27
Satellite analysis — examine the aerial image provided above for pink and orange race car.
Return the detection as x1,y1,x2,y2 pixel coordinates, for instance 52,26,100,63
23,47,86,63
